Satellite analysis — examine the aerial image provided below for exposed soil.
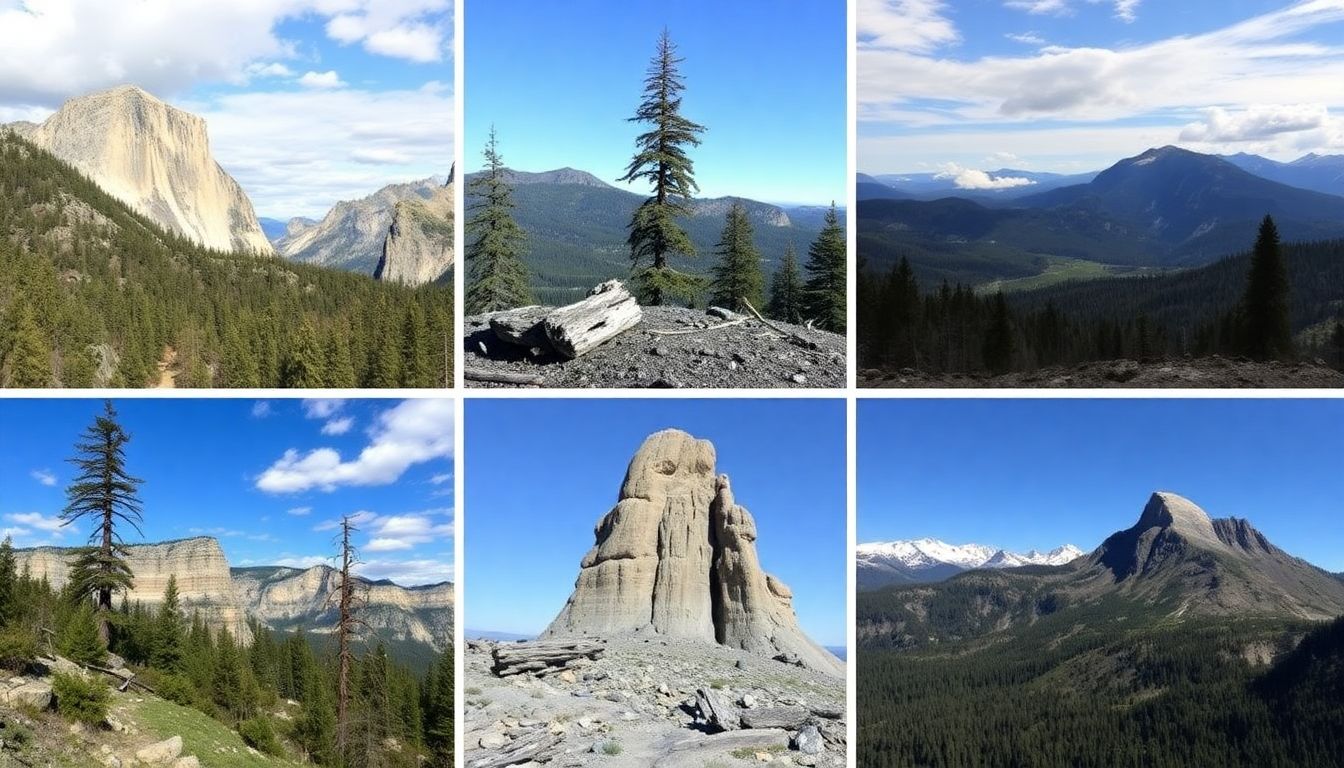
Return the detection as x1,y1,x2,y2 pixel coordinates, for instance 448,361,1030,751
860,356,1344,388
464,307,846,389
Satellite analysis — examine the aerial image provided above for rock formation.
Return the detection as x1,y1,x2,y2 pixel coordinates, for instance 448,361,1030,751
1079,491,1344,620
374,168,454,286
276,175,448,274
543,429,842,676
19,85,272,254
14,537,251,640
14,537,453,650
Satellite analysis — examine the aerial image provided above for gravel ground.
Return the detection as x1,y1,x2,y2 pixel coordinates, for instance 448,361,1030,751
860,356,1344,388
464,306,846,389
463,635,847,768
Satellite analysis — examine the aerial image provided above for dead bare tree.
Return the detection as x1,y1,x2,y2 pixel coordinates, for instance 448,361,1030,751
330,514,371,757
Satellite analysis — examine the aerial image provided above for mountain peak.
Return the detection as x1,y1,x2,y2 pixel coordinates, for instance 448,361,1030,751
1136,491,1222,547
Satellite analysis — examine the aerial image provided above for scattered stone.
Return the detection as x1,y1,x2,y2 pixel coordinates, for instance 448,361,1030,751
792,725,824,755
741,707,810,730
136,735,183,764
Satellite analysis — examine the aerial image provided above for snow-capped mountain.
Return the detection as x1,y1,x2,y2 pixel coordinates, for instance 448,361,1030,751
857,539,1083,589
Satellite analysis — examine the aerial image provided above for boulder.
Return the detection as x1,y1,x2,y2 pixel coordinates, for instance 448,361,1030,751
135,735,183,764
0,679,53,709
792,725,825,754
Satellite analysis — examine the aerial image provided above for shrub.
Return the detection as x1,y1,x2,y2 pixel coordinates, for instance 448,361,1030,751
239,716,284,757
154,673,198,707
0,626,36,670
51,671,109,725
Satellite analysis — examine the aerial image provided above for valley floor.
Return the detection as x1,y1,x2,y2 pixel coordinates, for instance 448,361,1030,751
463,635,846,768
861,356,1344,388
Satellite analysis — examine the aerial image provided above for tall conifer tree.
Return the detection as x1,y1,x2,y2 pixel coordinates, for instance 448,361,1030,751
465,127,533,313
620,29,706,305
767,245,805,324
1240,214,1293,360
709,202,764,310
802,204,847,332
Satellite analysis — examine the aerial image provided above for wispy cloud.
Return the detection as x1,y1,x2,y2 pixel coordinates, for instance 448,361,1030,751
286,506,313,517
30,469,56,486
251,401,273,419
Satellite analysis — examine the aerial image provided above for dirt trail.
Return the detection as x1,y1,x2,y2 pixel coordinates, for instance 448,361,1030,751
154,346,178,388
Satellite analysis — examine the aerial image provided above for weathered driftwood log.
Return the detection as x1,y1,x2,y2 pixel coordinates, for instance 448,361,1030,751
695,686,739,732
489,306,549,347
543,280,643,359
490,639,605,678
739,706,811,730
464,368,546,386
466,729,564,768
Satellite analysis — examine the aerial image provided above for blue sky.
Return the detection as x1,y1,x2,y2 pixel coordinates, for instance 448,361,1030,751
0,1,455,219
466,0,846,206
859,0,1344,178
465,399,847,646
859,398,1344,572
0,398,454,585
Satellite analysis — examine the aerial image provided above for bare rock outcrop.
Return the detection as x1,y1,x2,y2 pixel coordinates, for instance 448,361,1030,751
543,429,842,676
14,537,251,641
374,169,455,286
21,85,271,255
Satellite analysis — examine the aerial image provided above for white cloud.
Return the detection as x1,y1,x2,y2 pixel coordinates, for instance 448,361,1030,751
286,506,312,516
251,401,273,418
860,1,1344,169
935,163,1036,189
1005,0,1140,21
257,400,453,493
298,70,347,89
858,0,959,53
363,513,452,551
355,556,451,586
1005,31,1046,45
321,417,355,436
0,1,452,109
1179,104,1334,142
30,469,57,486
5,512,68,534
429,472,451,485
187,86,453,218
302,399,346,419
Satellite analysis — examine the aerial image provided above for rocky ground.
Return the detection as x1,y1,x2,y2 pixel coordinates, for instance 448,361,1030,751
464,307,846,388
1,657,301,767
463,636,847,768
860,356,1344,388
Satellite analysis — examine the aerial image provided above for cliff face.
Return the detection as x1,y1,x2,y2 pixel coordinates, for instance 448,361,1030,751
14,537,251,641
21,85,272,255
14,538,453,651
373,176,454,286
231,565,454,649
276,176,448,274
543,429,842,676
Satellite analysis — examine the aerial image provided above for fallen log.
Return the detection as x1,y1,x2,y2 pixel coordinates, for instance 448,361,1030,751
465,368,546,386
739,298,820,350
647,317,749,336
466,729,564,768
543,280,642,359
489,306,549,347
490,639,605,677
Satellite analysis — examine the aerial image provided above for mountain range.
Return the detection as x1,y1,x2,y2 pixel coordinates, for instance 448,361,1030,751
858,146,1344,285
464,167,833,304
856,538,1083,588
859,491,1344,650
3,85,452,287
858,491,1344,766
13,537,452,658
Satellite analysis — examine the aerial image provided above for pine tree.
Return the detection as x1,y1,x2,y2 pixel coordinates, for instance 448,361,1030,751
1240,214,1293,360
465,127,533,313
619,29,706,305
295,663,337,764
3,300,53,387
983,292,1014,375
59,598,106,665
282,319,327,387
1332,321,1344,371
152,574,184,672
802,204,847,332
0,537,15,627
211,627,256,724
767,245,805,324
708,202,764,311
324,331,358,388
400,301,432,388
60,400,143,645
221,326,260,388
422,649,454,768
